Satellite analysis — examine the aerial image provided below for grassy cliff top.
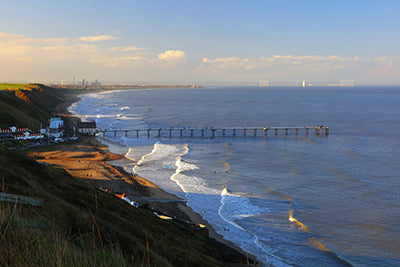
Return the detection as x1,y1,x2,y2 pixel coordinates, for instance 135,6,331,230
0,83,28,90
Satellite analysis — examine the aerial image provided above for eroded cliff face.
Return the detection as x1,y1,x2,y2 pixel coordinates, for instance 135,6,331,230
14,90,32,103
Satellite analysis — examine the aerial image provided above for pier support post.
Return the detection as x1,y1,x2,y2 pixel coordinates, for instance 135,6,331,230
158,129,161,137
222,129,226,137
263,127,268,137
274,129,278,136
305,128,309,135
233,129,236,137
103,131,106,137
244,129,247,137
125,131,128,137
191,129,194,137
136,130,139,138
295,128,299,135
212,129,216,138
148,129,150,138
284,128,288,135
114,131,116,138
180,129,183,137
254,129,257,137
325,127,329,135
169,129,172,138
201,129,204,137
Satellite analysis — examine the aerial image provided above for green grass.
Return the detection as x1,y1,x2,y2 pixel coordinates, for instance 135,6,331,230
0,202,132,267
0,148,252,266
0,83,28,91
0,84,64,129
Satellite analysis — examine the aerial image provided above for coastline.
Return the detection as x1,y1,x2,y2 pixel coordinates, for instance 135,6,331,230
34,88,259,265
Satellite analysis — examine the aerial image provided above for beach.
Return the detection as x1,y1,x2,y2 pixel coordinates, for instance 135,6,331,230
28,89,255,264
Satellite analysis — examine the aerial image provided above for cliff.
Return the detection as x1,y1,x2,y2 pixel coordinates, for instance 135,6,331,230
0,83,64,129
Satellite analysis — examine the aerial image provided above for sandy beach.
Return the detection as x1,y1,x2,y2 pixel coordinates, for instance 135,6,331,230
27,90,253,263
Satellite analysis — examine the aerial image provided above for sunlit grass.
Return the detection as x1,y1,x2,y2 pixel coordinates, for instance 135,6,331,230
0,83,28,91
0,202,132,267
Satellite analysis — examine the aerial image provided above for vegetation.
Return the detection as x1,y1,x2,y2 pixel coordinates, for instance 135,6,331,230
0,148,248,266
0,83,28,91
0,84,64,129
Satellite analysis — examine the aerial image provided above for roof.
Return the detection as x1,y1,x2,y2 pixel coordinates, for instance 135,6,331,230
77,121,97,128
49,118,64,129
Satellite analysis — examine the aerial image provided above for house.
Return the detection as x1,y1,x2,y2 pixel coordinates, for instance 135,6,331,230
48,117,64,138
1,127,29,133
77,121,97,135
14,132,43,140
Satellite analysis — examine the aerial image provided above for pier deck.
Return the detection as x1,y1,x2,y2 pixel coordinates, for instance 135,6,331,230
96,126,329,138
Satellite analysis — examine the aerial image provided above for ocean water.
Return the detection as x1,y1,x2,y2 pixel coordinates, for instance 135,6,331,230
69,86,400,266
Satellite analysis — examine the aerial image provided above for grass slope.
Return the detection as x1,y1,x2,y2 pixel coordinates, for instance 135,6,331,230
0,83,64,129
0,148,248,266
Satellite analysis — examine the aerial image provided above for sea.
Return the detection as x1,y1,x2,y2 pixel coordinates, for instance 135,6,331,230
69,86,400,267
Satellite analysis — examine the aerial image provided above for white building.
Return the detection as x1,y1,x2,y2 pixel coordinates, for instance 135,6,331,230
48,117,64,138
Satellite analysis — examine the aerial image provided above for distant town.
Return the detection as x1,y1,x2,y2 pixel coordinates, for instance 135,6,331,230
47,78,356,89
49,78,200,90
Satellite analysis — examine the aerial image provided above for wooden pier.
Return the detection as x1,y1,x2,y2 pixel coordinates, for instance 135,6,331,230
96,126,329,139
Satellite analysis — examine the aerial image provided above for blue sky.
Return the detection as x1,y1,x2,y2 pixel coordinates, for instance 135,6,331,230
1,0,399,85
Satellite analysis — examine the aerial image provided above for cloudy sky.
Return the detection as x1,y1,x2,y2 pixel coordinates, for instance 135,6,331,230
1,0,399,85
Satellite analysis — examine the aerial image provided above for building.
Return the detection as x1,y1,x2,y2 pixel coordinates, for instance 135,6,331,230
77,121,97,136
48,117,64,138
14,132,43,140
91,79,101,85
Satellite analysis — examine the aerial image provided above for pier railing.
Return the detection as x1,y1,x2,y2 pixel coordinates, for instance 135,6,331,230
96,126,329,138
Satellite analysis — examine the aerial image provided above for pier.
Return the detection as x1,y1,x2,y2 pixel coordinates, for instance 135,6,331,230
96,126,329,139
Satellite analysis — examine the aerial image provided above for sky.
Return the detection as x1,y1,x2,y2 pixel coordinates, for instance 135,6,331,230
1,0,400,85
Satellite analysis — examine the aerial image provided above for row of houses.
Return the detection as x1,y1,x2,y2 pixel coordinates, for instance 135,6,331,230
0,118,98,141
0,127,43,141
0,127,29,133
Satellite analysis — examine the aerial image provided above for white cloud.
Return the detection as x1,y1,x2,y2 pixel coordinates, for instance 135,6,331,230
200,55,368,72
78,34,118,42
198,55,400,84
110,46,146,52
158,50,185,61
0,32,70,46
0,32,190,82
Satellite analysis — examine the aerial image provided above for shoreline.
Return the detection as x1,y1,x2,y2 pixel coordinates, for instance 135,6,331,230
38,88,259,265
